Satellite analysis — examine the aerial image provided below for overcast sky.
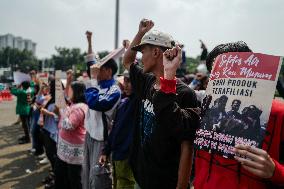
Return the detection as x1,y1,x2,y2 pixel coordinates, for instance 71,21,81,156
1,0,283,59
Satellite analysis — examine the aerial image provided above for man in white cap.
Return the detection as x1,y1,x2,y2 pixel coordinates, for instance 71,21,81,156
123,19,199,189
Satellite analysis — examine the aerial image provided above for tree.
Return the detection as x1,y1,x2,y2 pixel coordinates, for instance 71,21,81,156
49,48,113,75
0,47,38,73
186,56,200,74
97,51,109,59
51,47,86,71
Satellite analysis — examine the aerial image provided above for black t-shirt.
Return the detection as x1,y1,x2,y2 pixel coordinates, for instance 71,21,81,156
129,63,198,189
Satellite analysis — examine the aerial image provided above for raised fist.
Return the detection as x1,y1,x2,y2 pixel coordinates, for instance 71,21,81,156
163,45,182,80
123,40,130,49
86,31,92,42
138,19,154,34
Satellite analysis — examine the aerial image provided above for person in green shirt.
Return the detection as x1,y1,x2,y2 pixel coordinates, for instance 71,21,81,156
10,81,34,144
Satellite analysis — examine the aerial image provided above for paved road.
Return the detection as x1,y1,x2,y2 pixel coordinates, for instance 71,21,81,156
0,100,49,189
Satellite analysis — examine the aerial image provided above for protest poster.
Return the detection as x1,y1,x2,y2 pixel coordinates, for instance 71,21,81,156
37,72,49,84
194,52,283,158
55,70,66,109
13,72,31,85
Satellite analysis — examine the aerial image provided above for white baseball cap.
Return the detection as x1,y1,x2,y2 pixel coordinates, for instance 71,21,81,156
132,30,175,51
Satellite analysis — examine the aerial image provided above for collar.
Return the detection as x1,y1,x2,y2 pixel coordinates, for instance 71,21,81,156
98,78,115,89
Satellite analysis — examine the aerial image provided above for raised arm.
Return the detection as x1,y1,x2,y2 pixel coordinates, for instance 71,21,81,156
10,86,24,96
86,31,93,54
85,31,98,78
65,69,73,99
153,46,200,189
123,19,154,70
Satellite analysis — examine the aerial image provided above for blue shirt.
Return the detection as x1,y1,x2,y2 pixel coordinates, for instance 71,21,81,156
43,103,58,142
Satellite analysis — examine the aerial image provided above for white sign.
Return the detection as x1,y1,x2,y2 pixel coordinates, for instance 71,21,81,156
13,72,31,85
194,52,283,158
98,47,125,67
55,70,67,109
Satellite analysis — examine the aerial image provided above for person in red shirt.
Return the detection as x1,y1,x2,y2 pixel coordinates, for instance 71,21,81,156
193,41,284,189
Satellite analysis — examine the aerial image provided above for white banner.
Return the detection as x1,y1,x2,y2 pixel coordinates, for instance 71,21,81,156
13,72,31,85
55,70,67,109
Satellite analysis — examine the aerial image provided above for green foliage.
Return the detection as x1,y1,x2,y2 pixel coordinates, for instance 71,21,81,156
0,47,38,73
47,48,113,74
51,47,86,71
0,46,202,76
97,51,109,59
186,56,200,74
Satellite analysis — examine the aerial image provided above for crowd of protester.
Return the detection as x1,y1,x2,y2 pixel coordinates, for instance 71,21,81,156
9,18,284,189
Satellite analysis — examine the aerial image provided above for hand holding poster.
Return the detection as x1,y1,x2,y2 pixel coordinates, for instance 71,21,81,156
194,52,283,158
55,70,66,109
